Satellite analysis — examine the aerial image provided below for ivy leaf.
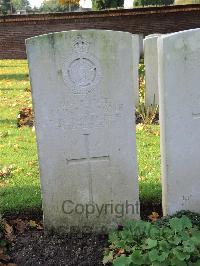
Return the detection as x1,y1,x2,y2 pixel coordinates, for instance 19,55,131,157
188,259,200,266
183,240,195,253
181,215,192,230
169,216,192,232
130,250,144,265
173,248,190,261
168,236,182,245
116,241,126,249
113,255,131,266
171,257,187,266
150,227,160,238
102,251,114,265
169,217,183,232
157,252,169,262
145,238,158,249
148,249,159,262
109,231,119,243
191,230,200,245
159,240,170,251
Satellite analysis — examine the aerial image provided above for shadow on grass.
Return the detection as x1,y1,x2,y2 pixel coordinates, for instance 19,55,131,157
0,73,29,81
0,184,42,216
0,65,26,68
0,87,26,91
0,119,17,126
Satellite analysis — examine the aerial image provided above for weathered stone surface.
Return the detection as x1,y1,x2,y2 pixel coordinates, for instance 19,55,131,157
158,29,200,216
144,34,161,106
26,30,140,232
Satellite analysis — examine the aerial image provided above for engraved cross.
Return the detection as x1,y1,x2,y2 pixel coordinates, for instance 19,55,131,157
192,112,200,119
66,134,109,165
66,134,109,201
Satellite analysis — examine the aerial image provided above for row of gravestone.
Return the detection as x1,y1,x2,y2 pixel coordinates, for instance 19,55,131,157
26,29,200,233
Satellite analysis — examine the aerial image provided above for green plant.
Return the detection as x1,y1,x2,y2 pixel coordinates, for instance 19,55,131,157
134,0,174,7
136,61,159,126
136,100,159,125
103,216,200,265
138,62,145,103
92,0,123,10
156,211,200,230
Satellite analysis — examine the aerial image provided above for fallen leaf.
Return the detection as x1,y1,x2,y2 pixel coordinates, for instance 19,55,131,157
117,249,124,255
4,223,13,235
29,220,37,228
36,224,43,230
0,253,10,262
148,212,159,222
4,223,14,242
14,219,27,233
136,123,144,131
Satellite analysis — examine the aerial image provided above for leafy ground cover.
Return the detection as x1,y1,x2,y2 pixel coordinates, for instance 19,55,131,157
104,214,200,265
0,59,161,216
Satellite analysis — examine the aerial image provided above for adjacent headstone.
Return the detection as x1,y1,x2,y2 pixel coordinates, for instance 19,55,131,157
144,34,161,106
79,0,92,10
124,0,134,8
158,29,200,216
26,30,140,232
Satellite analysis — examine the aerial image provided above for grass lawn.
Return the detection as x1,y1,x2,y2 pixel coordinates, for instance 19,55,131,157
0,60,161,215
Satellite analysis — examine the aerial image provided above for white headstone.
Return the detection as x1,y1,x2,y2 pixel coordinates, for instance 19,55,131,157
124,0,133,8
144,34,161,106
79,0,92,9
158,29,200,216
26,30,140,232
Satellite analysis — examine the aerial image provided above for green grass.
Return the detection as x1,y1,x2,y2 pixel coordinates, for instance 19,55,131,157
137,125,161,205
0,60,41,214
0,60,161,215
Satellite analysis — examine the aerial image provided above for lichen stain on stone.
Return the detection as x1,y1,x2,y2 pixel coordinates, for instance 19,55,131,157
48,34,55,47
57,69,62,76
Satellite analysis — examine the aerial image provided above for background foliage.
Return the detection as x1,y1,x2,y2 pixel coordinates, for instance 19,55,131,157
92,0,123,10
134,0,174,7
41,0,78,12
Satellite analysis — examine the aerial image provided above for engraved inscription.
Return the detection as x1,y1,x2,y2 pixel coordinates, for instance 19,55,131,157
62,97,124,130
67,58,97,88
73,35,89,54
62,35,101,94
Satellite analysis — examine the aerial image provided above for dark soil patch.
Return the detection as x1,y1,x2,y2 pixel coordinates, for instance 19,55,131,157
9,230,107,266
3,203,162,266
140,202,162,220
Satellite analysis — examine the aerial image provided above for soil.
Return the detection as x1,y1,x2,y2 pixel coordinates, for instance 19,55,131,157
8,230,107,266
3,202,162,266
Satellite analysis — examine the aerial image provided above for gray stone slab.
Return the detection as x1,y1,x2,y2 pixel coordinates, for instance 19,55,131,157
158,29,200,215
144,34,161,106
26,30,140,232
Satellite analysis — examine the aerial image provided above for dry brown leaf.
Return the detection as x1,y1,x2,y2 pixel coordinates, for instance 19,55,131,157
0,253,10,262
29,220,37,228
14,219,27,233
4,223,13,235
117,249,124,255
148,212,159,222
136,123,144,131
36,224,43,230
4,223,14,242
